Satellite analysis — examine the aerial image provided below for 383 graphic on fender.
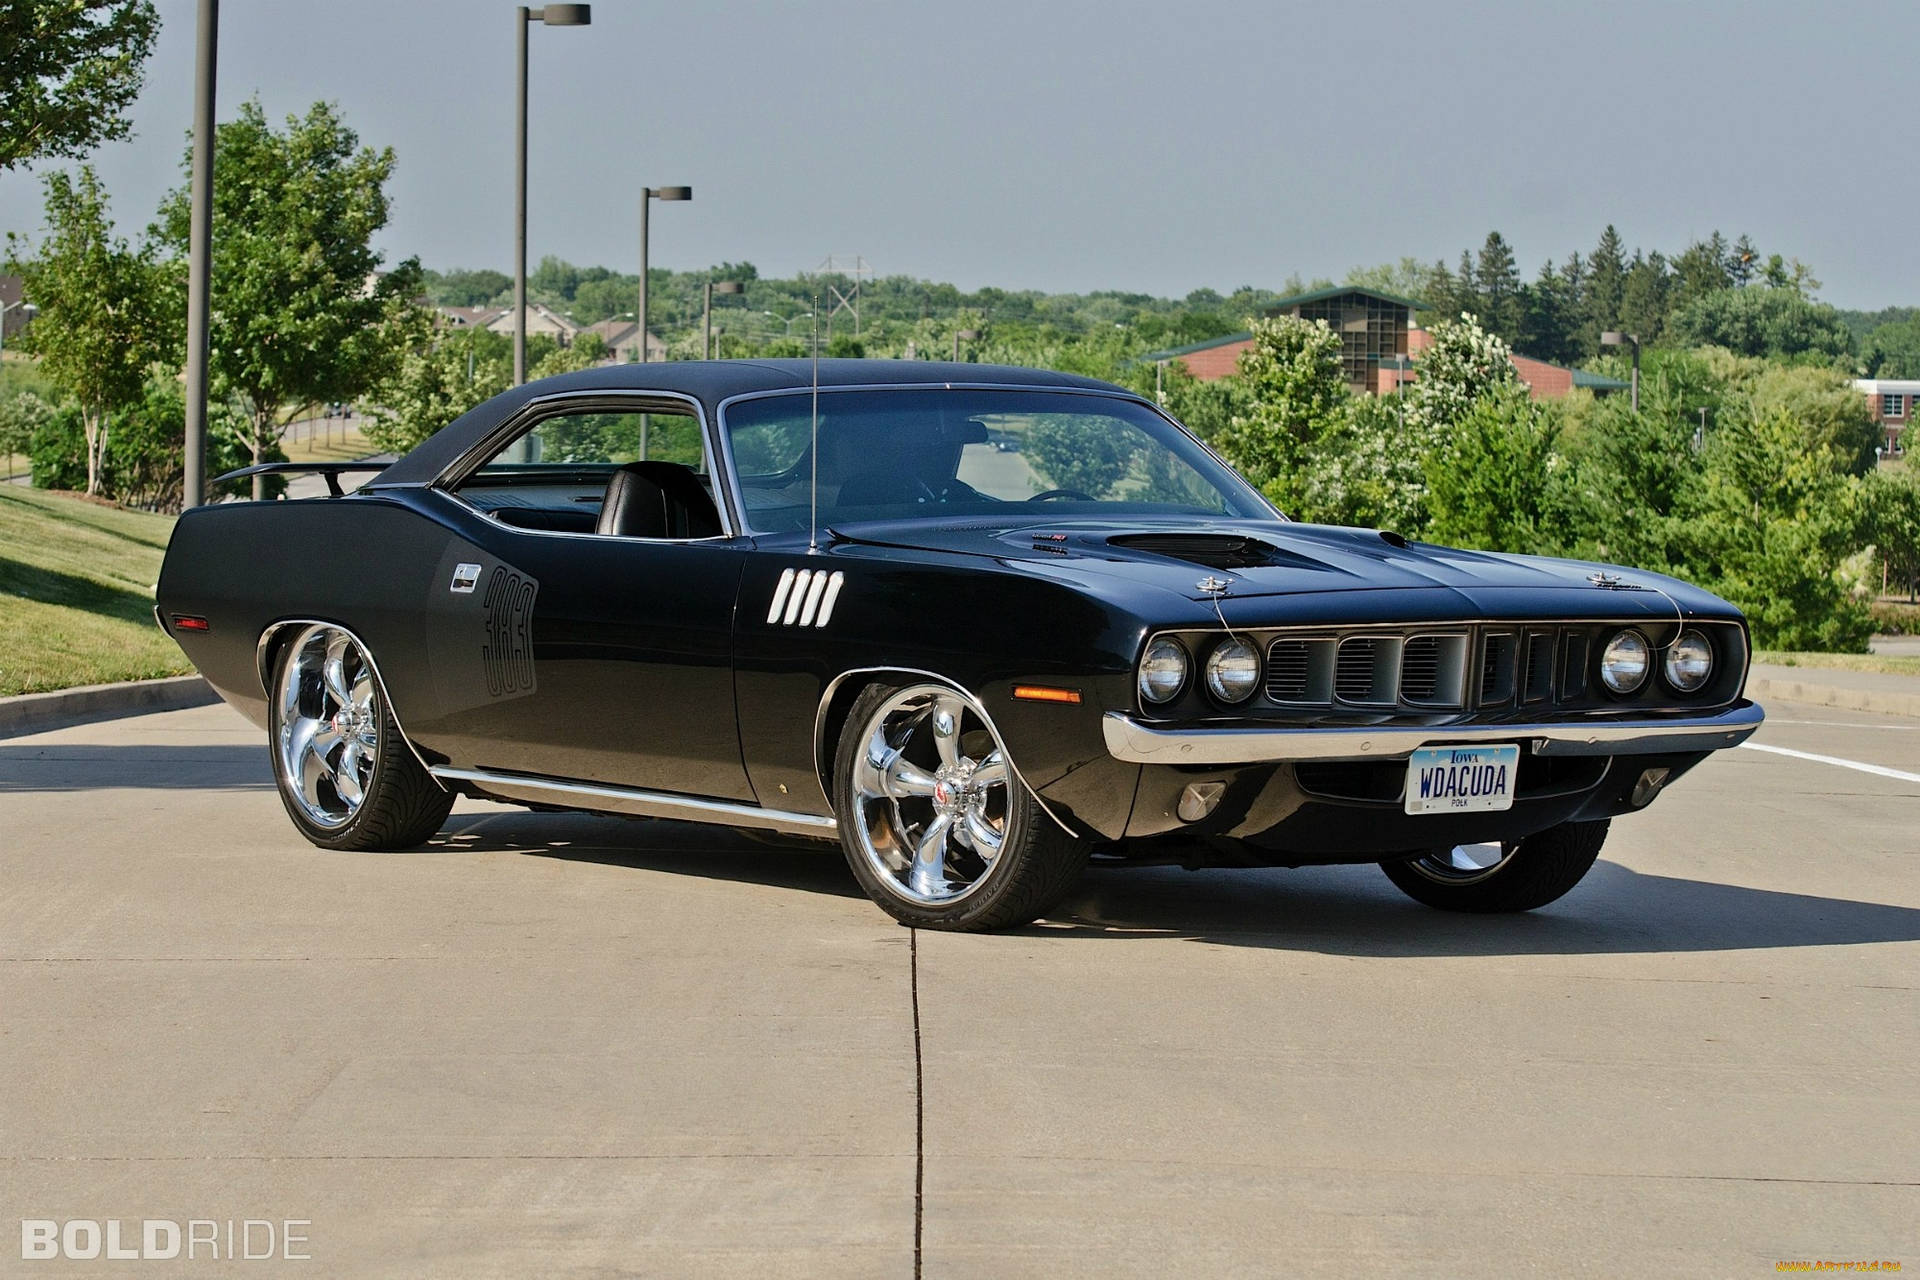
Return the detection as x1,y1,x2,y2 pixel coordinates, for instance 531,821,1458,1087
156,360,1763,931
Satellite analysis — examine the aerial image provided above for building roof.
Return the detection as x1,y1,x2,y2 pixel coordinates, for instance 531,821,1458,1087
1570,367,1632,391
1265,284,1428,312
1139,330,1253,363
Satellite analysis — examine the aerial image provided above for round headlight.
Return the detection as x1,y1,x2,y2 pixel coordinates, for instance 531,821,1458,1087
1663,629,1713,692
1205,637,1262,704
1138,637,1189,704
1599,629,1651,695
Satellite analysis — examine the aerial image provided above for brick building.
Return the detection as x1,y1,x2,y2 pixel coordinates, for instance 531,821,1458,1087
1855,378,1917,456
1147,285,1627,401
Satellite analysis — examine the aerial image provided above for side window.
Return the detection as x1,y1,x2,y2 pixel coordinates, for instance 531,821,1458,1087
481,409,707,471
453,405,723,539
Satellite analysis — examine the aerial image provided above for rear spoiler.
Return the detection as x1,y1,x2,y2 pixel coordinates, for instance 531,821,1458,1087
210,461,389,498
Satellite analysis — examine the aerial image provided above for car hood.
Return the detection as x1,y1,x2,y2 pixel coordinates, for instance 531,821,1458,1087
830,515,1729,615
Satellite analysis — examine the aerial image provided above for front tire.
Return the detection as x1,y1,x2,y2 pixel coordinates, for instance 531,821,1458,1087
833,681,1087,931
268,624,453,851
1379,819,1609,913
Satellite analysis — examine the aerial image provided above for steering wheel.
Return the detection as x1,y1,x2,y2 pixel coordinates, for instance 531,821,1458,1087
1029,488,1094,502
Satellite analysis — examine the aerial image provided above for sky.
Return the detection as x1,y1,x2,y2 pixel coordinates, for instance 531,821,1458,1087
4,0,1915,310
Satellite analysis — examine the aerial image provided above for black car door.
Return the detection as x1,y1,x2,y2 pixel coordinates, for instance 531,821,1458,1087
415,398,756,801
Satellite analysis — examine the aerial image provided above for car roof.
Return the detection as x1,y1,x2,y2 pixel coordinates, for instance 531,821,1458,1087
373,359,1134,486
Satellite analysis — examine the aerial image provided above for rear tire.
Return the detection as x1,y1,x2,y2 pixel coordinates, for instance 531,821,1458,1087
833,681,1087,931
1380,819,1609,913
268,624,453,851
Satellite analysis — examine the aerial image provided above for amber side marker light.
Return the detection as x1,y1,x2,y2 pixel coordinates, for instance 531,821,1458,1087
1012,685,1081,704
172,615,211,632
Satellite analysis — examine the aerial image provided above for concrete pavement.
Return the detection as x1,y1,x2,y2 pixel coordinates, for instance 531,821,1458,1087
1,699,1914,1276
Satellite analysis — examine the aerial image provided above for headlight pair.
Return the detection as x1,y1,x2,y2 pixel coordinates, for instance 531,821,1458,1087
1599,628,1713,696
1138,636,1261,707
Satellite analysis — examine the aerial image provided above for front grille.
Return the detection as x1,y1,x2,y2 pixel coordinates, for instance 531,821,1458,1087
1401,636,1441,701
1479,634,1517,704
1201,619,1744,718
1335,638,1382,702
1268,639,1311,700
1523,632,1556,703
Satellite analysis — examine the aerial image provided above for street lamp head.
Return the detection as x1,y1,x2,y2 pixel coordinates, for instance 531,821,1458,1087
535,5,591,25
713,281,744,295
1600,331,1637,347
956,329,981,341
652,186,692,202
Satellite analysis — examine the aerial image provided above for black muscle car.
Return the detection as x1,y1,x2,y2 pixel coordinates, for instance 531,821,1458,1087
156,360,1764,931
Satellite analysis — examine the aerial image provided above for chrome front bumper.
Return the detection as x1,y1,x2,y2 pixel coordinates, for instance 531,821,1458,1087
1102,700,1765,766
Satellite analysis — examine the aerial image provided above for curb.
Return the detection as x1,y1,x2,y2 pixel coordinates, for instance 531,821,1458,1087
0,675,218,740
1748,676,1920,722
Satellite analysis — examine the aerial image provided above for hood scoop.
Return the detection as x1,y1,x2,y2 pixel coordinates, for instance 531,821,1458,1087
1106,532,1289,571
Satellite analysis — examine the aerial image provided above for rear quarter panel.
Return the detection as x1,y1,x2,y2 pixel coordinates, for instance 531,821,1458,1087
155,496,458,736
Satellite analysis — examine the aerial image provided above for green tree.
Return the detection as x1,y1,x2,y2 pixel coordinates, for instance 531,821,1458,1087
1862,468,1920,602
1695,407,1870,651
1668,286,1852,363
528,330,606,379
27,375,266,506
1212,314,1349,512
1618,250,1670,346
1474,231,1523,343
0,0,160,169
156,100,423,499
422,267,510,308
1863,312,1920,378
1295,392,1428,533
5,165,170,494
1423,384,1566,553
1523,259,1580,365
1557,351,1717,572
1406,313,1518,438
1583,225,1628,356
0,386,52,479
365,328,511,456
1671,232,1733,309
1343,258,1441,305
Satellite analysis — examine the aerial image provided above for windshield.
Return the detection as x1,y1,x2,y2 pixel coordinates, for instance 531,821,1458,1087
720,388,1271,532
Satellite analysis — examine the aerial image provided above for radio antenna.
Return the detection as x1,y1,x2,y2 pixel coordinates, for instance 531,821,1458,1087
808,295,820,553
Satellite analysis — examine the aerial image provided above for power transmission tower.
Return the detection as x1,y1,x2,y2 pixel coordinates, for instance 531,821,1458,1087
816,254,873,336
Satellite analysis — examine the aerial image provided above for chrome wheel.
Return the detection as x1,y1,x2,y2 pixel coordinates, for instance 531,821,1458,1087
847,684,1013,906
1404,840,1517,886
273,624,381,830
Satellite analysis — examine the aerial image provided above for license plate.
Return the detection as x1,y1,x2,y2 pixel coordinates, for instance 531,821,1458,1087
1404,744,1520,815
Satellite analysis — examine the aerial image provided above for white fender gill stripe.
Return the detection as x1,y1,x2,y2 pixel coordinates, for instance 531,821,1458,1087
815,572,846,626
782,570,814,625
797,570,831,626
766,568,796,624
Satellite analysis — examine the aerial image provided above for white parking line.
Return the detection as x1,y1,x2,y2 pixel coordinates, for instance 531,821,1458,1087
1767,718,1920,731
1740,741,1920,785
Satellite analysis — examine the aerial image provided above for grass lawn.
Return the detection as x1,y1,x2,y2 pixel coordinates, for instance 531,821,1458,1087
1752,649,1920,678
280,420,374,464
0,485,190,697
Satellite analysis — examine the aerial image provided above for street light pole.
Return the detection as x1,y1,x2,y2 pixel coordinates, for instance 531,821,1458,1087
182,0,218,508
953,328,980,362
1601,331,1640,413
513,5,591,387
636,185,691,362
703,280,742,359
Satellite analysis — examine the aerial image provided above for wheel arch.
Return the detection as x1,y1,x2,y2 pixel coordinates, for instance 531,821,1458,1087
811,667,1075,835
256,618,446,790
